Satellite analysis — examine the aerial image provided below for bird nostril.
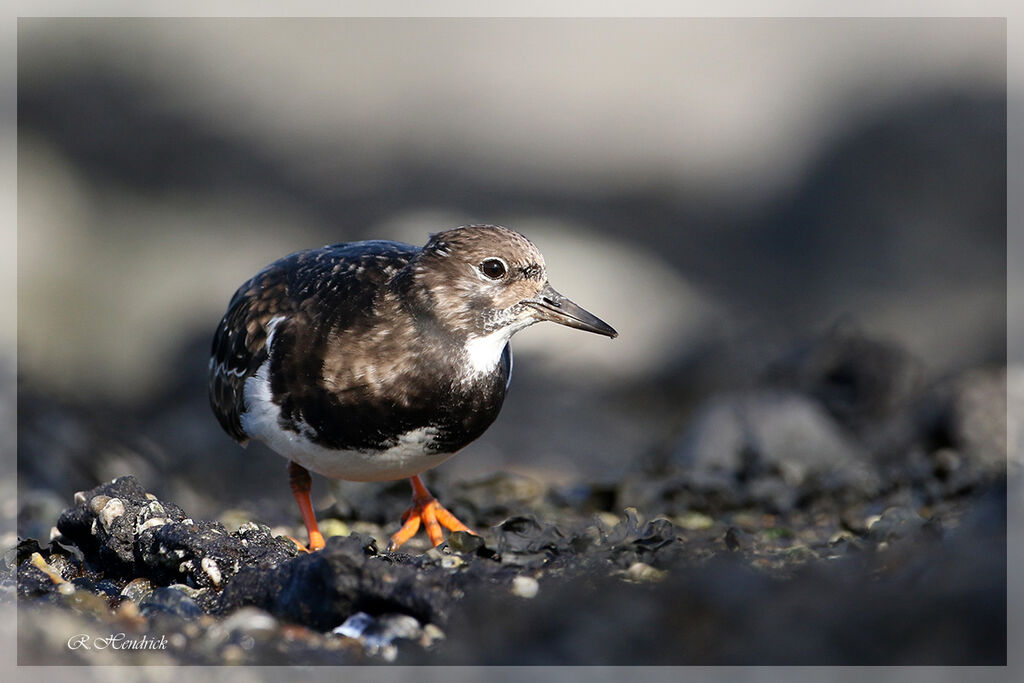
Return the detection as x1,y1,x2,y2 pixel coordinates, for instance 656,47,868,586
543,296,561,308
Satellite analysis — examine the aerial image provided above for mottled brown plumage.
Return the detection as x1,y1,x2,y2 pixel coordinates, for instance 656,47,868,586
208,224,616,550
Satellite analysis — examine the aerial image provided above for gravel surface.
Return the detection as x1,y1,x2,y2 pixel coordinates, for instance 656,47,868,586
10,345,1010,665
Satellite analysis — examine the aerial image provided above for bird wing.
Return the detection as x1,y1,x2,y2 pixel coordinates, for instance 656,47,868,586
207,241,417,444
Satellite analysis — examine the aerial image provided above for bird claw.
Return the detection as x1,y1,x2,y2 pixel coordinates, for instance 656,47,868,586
287,530,325,553
388,496,475,551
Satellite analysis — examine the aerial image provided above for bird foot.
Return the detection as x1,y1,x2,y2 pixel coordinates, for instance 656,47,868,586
287,530,325,553
388,496,475,552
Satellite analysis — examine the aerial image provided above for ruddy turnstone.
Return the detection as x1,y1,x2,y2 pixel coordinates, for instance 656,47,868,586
208,225,617,551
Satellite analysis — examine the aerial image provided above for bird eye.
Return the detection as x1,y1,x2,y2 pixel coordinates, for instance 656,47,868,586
479,258,508,280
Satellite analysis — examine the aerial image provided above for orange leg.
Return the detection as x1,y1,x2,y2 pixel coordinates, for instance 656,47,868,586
388,475,476,551
288,461,325,552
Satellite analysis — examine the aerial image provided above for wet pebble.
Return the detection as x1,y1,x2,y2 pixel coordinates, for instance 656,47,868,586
724,527,743,551
867,506,926,543
333,611,424,661
63,588,110,618
440,554,465,570
623,562,668,583
140,586,203,620
511,575,539,598
675,511,715,530
88,495,111,516
221,606,279,638
120,577,154,603
448,530,485,554
421,623,446,648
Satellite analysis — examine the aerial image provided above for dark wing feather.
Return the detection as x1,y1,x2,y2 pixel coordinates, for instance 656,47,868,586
208,260,294,443
208,241,418,444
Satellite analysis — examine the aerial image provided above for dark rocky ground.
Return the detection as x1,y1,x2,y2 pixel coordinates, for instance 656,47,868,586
10,60,1012,669
10,327,1010,666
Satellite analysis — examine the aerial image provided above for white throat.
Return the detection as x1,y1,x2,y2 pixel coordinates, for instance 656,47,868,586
462,327,515,377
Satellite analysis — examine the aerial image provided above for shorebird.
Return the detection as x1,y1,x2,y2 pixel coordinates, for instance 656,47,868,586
209,225,617,551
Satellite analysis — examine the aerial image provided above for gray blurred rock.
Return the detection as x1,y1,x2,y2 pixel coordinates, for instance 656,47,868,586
945,368,1007,472
673,390,881,510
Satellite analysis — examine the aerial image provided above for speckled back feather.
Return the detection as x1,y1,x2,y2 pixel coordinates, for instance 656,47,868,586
207,241,418,443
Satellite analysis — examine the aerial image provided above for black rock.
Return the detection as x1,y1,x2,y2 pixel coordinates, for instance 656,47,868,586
56,476,187,578
54,475,296,590
216,534,455,632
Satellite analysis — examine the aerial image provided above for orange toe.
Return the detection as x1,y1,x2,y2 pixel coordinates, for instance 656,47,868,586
287,529,325,553
388,476,476,551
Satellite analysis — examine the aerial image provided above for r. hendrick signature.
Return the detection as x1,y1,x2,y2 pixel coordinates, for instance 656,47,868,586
67,633,168,651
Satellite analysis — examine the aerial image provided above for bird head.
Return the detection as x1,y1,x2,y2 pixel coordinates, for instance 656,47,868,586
409,225,618,342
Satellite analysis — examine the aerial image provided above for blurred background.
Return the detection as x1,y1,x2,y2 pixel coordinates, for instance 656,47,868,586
13,18,1007,527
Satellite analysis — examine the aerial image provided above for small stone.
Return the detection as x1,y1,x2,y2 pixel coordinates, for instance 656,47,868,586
675,511,715,530
97,498,126,531
120,577,154,603
65,588,110,617
114,599,144,626
333,611,374,638
724,526,742,551
319,518,350,539
624,506,645,527
829,530,855,544
624,562,668,583
333,611,422,658
88,495,111,516
440,554,464,570
510,575,539,599
221,643,245,664
140,586,203,620
221,606,279,637
448,530,484,554
73,491,87,505
369,614,421,645
867,506,924,543
421,623,446,648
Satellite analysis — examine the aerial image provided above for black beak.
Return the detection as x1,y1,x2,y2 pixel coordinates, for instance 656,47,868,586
524,283,618,338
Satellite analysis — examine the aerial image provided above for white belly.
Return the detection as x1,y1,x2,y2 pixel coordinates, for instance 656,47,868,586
239,358,456,482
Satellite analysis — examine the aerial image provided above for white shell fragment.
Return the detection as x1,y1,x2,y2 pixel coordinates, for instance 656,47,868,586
201,556,222,587
97,498,125,531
